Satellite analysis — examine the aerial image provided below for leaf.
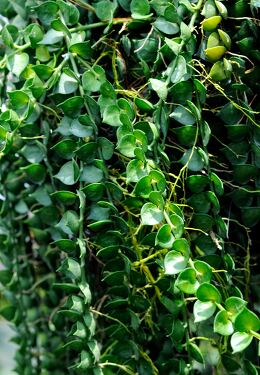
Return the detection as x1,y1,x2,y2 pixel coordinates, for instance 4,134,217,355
80,165,103,184
201,16,222,31
154,17,179,35
56,210,80,236
164,250,188,275
231,332,253,353
94,0,117,21
150,78,168,100
103,105,122,127
170,106,196,125
22,164,46,184
194,300,216,322
51,18,71,38
189,342,204,364
141,202,164,225
196,283,222,303
180,148,205,172
170,56,187,84
69,42,92,59
126,159,147,183
82,66,106,92
58,97,84,118
54,160,80,185
214,310,234,336
175,268,200,294
131,0,151,19
56,72,78,94
10,53,29,77
35,1,59,25
156,224,175,248
40,29,64,44
234,308,260,333
58,257,81,280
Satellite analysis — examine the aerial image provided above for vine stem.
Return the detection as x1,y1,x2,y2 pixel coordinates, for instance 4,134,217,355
250,330,260,340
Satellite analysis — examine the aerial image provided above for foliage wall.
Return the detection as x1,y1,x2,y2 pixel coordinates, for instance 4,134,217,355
0,0,260,374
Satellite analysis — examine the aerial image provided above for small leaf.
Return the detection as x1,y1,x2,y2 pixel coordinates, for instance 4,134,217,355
56,210,80,236
201,15,222,31
150,78,168,100
54,160,80,185
234,308,260,333
189,342,204,364
164,250,188,275
231,332,253,353
58,257,81,280
196,283,222,303
194,300,216,322
214,310,234,336
170,106,196,125
9,53,29,77
141,202,164,225
58,97,84,118
131,0,151,19
175,268,200,294
156,224,175,248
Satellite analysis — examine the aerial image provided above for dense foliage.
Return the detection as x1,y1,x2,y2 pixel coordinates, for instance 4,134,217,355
0,0,260,374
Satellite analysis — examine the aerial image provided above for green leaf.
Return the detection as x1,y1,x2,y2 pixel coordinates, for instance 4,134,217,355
69,41,92,59
9,53,29,77
164,250,188,275
170,106,196,125
141,202,164,225
126,159,147,183
214,310,234,336
189,342,204,364
194,300,216,322
56,72,78,94
57,0,80,25
225,297,247,321
169,214,184,238
241,207,260,227
150,78,168,100
35,1,59,25
196,283,222,303
80,165,103,184
194,260,212,283
75,142,97,163
231,332,253,353
22,163,46,184
154,17,179,35
54,160,80,185
94,0,117,21
156,224,175,248
180,148,205,172
58,257,81,280
234,308,260,333
52,239,77,253
187,175,209,193
51,191,78,205
210,172,224,196
56,210,80,236
172,238,190,258
52,139,77,159
40,29,64,45
82,66,106,92
175,268,200,294
51,18,71,38
21,142,46,163
58,97,84,118
103,104,122,127
170,56,187,84
131,0,151,19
